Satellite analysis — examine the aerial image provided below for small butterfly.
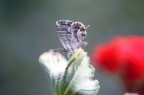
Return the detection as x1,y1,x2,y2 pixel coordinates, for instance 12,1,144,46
56,20,89,58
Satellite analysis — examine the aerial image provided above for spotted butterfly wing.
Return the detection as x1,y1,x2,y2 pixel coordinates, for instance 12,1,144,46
56,20,88,58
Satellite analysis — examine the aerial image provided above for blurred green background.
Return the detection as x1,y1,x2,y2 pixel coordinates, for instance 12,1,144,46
0,0,144,95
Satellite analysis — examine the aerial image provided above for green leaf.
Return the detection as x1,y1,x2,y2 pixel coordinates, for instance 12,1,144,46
39,48,100,95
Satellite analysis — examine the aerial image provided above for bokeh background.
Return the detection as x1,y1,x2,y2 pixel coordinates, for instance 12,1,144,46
0,0,144,95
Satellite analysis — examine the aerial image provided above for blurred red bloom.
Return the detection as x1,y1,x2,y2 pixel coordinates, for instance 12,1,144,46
91,36,144,94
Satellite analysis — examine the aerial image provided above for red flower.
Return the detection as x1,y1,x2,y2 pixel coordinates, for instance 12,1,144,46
91,36,144,94
92,37,132,74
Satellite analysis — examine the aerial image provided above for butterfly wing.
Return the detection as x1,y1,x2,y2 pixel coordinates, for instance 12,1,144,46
56,20,75,52
56,20,88,58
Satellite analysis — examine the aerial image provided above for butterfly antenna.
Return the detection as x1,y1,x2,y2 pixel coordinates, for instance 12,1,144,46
86,25,90,28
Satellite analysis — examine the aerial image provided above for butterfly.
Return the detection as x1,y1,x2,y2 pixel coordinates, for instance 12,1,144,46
56,20,89,58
